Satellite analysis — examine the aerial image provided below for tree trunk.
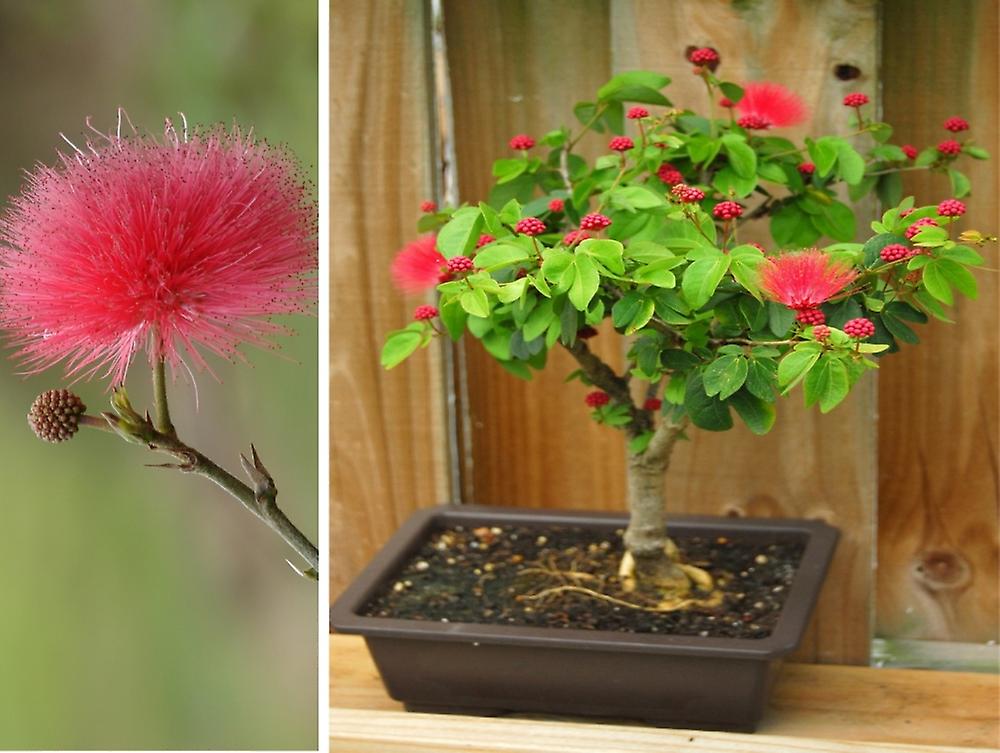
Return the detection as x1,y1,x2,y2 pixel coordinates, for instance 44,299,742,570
622,428,689,591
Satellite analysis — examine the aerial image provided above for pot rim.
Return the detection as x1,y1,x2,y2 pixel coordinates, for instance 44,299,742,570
330,504,839,660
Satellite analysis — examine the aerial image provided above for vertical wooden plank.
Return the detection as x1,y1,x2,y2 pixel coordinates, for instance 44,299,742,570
330,0,449,597
877,0,999,643
611,0,879,666
443,0,623,509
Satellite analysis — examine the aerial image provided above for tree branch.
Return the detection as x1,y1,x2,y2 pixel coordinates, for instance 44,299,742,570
563,339,651,438
643,415,689,467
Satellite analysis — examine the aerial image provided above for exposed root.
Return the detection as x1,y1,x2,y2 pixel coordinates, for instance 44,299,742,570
515,540,725,614
618,542,717,597
519,584,724,613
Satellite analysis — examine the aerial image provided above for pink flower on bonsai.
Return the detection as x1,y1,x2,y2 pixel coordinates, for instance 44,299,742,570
735,82,808,130
758,250,857,312
0,119,315,385
391,235,447,293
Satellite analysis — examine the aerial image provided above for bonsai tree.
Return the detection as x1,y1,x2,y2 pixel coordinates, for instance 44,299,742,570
0,112,319,578
382,52,991,608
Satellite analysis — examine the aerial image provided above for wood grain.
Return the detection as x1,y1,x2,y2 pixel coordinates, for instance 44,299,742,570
442,0,878,664
329,0,450,597
876,0,999,643
329,634,1000,751
442,0,627,510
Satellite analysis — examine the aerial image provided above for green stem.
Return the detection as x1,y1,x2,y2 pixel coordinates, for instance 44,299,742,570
149,431,320,571
595,158,630,215
189,450,319,571
152,357,175,437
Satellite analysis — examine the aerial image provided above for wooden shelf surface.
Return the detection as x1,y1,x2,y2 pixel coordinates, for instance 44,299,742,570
330,634,999,753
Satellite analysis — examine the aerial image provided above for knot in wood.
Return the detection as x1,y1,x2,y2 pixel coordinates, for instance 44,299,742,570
911,549,971,592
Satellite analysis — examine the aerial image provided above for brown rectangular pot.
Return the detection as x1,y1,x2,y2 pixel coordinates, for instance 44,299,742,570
330,505,839,731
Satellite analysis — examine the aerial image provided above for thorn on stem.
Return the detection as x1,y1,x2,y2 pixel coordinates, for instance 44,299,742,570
285,559,319,581
241,443,277,503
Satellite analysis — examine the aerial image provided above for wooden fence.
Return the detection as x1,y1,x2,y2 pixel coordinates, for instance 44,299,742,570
330,0,998,665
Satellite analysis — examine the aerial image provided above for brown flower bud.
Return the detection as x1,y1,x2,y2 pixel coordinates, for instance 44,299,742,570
28,389,86,443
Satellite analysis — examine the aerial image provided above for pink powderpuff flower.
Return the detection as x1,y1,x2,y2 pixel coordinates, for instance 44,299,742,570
735,82,808,130
0,116,316,386
391,235,447,293
758,250,857,311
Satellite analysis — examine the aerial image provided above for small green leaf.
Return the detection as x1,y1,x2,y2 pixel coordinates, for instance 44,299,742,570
612,291,643,328
729,244,765,299
777,348,821,391
940,245,984,266
498,198,522,225
745,359,777,402
807,137,839,177
475,243,532,270
568,255,600,311
607,186,667,211
629,431,654,455
381,324,425,369
439,300,467,340
771,202,822,248
804,355,850,413
722,134,757,179
684,372,733,431
437,207,485,258
963,145,990,160
523,299,555,341
933,258,978,299
862,232,908,267
625,298,656,335
811,200,856,242
479,202,503,235
880,307,920,344
719,82,744,103
665,372,687,404
948,169,972,198
729,389,776,434
768,302,797,337
756,161,788,185
460,288,490,317
836,142,866,185
597,71,671,104
876,172,904,208
492,158,528,185
481,328,512,360
703,355,749,400
921,261,954,305
682,252,731,309
497,276,529,303
868,122,893,143
578,238,626,274
633,259,678,288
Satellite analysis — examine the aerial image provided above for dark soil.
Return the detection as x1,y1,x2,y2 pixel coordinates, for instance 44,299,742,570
361,524,806,639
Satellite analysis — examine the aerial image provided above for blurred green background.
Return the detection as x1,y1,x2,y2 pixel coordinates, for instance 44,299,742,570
0,1,318,748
